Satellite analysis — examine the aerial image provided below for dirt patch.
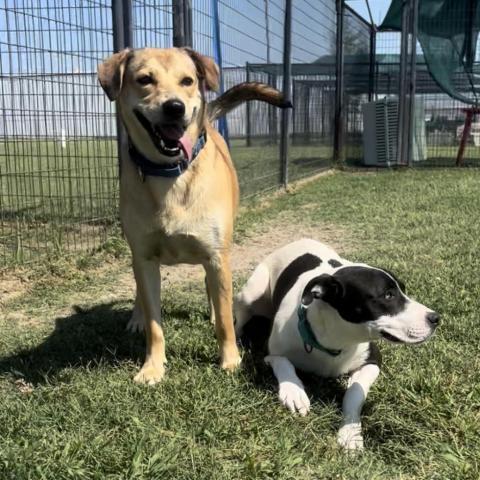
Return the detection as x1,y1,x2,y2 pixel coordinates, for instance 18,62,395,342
112,218,354,292
0,275,28,306
2,217,354,317
232,216,352,275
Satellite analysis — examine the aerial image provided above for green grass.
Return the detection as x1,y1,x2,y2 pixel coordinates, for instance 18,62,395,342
345,144,480,167
1,169,480,479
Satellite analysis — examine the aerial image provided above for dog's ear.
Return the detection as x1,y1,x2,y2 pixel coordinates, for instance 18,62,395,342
371,266,406,293
97,48,133,101
183,48,220,92
301,274,344,307
379,268,406,293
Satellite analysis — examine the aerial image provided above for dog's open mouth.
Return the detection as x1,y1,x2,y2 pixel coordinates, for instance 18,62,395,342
380,331,403,343
380,330,427,344
134,109,192,159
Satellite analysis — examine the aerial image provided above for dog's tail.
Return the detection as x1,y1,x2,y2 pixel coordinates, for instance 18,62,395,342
207,82,292,122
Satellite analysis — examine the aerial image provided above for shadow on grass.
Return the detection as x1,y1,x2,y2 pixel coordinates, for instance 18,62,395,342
0,302,146,385
0,300,230,385
2,303,344,410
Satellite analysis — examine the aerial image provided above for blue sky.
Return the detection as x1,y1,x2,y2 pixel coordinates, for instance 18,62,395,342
346,0,392,25
0,1,395,76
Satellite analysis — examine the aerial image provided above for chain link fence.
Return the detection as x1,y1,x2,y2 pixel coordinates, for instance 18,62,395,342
0,1,118,264
0,0,336,266
2,0,477,265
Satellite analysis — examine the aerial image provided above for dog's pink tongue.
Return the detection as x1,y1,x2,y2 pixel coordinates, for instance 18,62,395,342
179,134,193,161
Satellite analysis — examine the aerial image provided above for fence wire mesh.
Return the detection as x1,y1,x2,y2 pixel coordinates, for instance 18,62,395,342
0,0,117,265
132,1,172,48
288,0,336,182
3,0,477,266
192,0,336,195
192,0,287,197
342,4,372,165
0,0,338,266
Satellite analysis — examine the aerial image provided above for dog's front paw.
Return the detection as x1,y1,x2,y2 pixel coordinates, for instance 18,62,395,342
278,381,310,416
337,422,364,451
133,360,165,385
220,343,242,371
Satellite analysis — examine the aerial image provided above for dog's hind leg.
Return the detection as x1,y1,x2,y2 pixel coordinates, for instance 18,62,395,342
337,364,380,451
204,252,241,371
132,257,166,385
205,276,216,325
233,262,270,336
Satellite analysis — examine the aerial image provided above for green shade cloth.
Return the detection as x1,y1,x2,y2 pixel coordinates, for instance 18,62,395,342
380,0,480,104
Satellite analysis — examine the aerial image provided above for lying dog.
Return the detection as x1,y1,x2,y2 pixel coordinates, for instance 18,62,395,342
234,238,439,450
98,47,289,384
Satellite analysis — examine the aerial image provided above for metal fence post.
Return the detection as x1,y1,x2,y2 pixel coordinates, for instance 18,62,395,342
406,0,418,166
112,0,132,176
397,0,410,165
246,62,252,147
212,0,229,144
368,25,376,102
184,0,192,47
172,0,186,47
280,0,292,188
333,0,345,166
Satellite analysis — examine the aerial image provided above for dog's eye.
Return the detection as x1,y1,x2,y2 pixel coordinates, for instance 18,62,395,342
384,291,395,300
137,75,153,85
180,76,194,87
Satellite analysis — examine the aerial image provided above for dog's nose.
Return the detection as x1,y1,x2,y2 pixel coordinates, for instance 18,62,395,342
163,99,185,119
426,312,440,326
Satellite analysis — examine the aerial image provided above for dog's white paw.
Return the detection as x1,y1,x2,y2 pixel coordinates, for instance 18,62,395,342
337,422,364,451
278,381,310,416
126,311,144,334
133,359,165,385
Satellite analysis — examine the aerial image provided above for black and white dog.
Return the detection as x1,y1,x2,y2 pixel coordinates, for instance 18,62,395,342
234,239,439,450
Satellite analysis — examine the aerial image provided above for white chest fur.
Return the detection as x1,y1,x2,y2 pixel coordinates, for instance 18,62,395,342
268,310,371,377
268,276,371,378
120,165,223,264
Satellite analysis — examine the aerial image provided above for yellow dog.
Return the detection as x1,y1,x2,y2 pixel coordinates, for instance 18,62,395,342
98,47,288,384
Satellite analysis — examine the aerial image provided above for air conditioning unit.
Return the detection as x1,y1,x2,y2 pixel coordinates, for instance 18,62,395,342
362,98,426,166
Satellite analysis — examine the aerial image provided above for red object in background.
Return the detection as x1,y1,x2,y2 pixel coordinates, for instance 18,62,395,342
456,107,480,166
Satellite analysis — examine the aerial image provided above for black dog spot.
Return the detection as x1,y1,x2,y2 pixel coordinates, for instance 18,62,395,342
272,253,322,313
328,259,343,268
327,266,407,323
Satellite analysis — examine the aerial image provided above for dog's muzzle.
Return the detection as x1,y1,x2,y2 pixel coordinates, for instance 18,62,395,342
380,310,439,344
133,108,193,160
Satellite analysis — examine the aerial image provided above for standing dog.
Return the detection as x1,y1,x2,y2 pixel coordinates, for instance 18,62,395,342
98,47,288,384
234,239,439,449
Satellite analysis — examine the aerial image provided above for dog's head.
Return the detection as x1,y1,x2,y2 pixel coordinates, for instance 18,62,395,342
97,47,219,162
302,266,439,345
